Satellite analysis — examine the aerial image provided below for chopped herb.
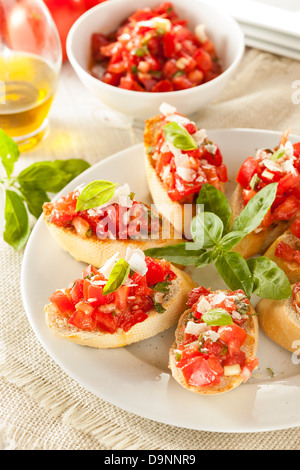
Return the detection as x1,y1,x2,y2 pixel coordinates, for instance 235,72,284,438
172,70,185,78
152,297,166,313
249,173,260,190
151,280,171,293
267,367,274,377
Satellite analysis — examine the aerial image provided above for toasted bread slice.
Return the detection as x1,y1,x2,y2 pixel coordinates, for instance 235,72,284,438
44,265,197,348
256,284,300,353
43,202,183,268
230,183,293,259
144,115,225,238
169,291,259,395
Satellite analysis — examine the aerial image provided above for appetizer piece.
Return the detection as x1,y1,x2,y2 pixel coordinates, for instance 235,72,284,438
231,132,300,258
169,286,259,395
256,282,300,354
264,217,300,283
90,2,222,92
144,103,227,236
45,249,197,348
43,181,182,267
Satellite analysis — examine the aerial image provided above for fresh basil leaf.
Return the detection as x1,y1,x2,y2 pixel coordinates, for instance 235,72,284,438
0,129,20,178
151,280,171,293
196,184,231,234
153,298,166,313
102,258,130,295
231,183,278,235
247,256,291,299
19,186,50,219
17,162,69,192
270,149,285,161
195,249,218,268
144,242,205,266
52,159,90,182
163,122,197,150
202,308,233,326
215,251,254,298
3,189,30,250
76,180,117,211
219,230,245,251
191,212,224,249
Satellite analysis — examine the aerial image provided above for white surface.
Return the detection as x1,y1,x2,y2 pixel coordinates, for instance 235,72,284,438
21,129,300,433
66,0,244,120
205,0,300,59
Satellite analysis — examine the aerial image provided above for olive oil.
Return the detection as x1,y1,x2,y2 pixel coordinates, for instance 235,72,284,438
0,53,58,149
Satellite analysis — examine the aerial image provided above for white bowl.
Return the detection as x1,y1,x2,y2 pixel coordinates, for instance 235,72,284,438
67,0,244,120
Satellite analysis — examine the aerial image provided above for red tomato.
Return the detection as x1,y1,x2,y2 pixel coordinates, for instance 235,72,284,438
49,290,74,314
95,309,119,333
72,216,91,239
87,284,114,307
275,241,300,264
180,355,221,387
218,324,248,349
43,1,108,61
290,218,300,239
187,286,210,308
272,195,300,221
145,257,174,286
69,307,97,330
236,156,259,188
69,279,84,304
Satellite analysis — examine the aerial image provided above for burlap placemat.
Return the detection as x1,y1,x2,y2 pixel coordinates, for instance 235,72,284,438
1,48,300,450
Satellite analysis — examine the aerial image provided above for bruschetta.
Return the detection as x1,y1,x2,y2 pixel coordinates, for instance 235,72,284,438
230,131,300,259
263,217,300,283
45,248,197,348
256,282,300,354
169,286,259,395
43,181,183,268
144,103,228,238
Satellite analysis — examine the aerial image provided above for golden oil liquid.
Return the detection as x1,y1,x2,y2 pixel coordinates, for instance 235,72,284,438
0,53,58,149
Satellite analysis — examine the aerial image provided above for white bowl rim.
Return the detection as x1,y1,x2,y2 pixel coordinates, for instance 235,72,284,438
66,0,245,98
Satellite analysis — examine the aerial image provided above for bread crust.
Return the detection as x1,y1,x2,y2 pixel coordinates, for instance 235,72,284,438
45,265,197,348
43,202,183,268
264,231,300,283
169,292,259,395
230,184,296,259
144,115,225,239
256,285,300,353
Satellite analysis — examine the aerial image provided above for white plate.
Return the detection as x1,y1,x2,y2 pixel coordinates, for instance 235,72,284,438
21,129,300,433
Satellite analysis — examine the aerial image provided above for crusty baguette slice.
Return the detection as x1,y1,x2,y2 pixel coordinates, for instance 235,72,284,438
230,183,293,259
169,295,259,395
264,230,300,283
43,202,183,268
45,265,197,349
256,285,300,353
144,115,225,239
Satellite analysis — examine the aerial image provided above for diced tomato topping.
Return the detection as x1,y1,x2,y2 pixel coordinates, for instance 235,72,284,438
180,355,221,387
175,288,257,388
48,258,176,335
275,241,300,264
236,156,259,188
71,216,91,239
290,217,300,239
89,2,222,92
49,290,74,315
272,195,300,221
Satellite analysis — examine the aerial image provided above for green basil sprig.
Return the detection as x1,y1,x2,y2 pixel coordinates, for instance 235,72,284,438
144,183,291,300
163,122,198,150
102,258,130,295
76,180,117,211
0,130,90,250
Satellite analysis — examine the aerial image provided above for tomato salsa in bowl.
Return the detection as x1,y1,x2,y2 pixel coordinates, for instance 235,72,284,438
89,2,222,93
66,0,244,119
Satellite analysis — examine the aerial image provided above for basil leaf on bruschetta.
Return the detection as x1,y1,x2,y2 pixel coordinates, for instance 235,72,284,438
163,121,198,150
76,180,117,211
102,258,130,295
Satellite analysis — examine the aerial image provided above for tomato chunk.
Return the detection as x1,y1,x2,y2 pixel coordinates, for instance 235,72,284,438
236,156,259,188
49,290,74,315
